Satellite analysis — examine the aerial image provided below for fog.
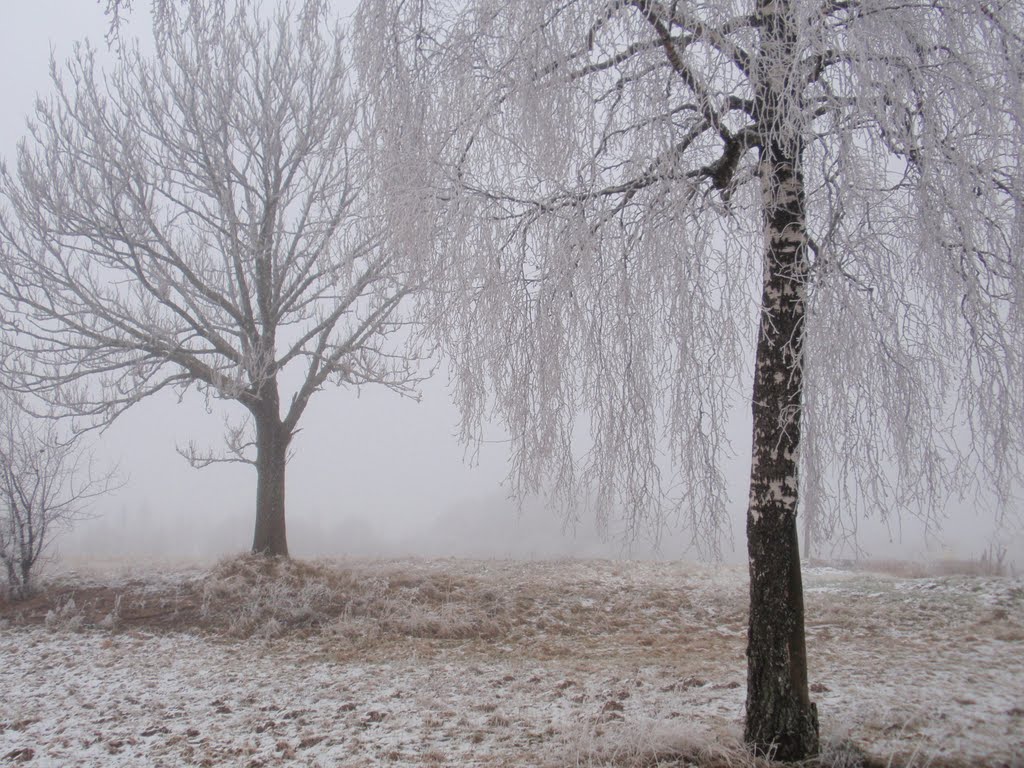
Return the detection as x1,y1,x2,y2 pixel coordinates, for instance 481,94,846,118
1,2,1019,570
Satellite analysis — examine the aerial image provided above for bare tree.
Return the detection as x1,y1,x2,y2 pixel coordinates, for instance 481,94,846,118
355,0,1023,758
0,395,112,600
0,0,423,557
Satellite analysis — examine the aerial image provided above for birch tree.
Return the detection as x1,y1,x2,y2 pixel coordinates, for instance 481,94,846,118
0,0,421,558
355,0,1024,758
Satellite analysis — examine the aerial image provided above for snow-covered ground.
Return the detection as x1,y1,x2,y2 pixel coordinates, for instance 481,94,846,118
1,558,1021,766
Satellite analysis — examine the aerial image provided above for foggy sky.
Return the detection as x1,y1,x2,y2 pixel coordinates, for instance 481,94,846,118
0,2,1018,567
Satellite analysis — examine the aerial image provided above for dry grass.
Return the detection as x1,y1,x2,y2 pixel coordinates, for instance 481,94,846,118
559,729,938,768
0,555,518,642
199,554,513,640
1,556,1020,767
813,557,1012,579
566,735,995,768
0,555,736,660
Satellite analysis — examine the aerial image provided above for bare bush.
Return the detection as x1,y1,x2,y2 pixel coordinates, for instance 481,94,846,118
0,396,113,601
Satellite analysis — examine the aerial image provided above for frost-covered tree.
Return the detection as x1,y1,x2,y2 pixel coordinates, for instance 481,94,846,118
0,394,112,600
0,0,421,558
355,0,1023,758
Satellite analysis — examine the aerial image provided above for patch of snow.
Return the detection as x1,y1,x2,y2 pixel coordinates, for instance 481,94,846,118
0,559,1019,766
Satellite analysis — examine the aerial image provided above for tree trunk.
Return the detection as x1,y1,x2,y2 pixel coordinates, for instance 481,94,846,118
744,0,818,755
251,383,291,558
3,559,18,600
744,164,819,758
19,558,32,598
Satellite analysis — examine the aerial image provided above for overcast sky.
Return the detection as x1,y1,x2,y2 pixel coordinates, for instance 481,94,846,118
0,2,1017,566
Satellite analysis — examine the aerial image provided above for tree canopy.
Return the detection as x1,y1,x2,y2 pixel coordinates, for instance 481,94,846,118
0,0,424,556
355,0,1023,757
357,0,1023,550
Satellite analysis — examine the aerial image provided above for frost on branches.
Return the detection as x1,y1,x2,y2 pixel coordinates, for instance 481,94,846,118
356,0,1023,759
0,395,113,601
0,0,425,558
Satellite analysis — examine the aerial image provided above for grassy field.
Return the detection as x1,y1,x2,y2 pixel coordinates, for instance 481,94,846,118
1,556,1021,766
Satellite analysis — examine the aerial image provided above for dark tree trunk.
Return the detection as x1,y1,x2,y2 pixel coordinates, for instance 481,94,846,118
744,0,819,757
20,559,31,596
251,382,291,558
4,559,18,600
744,161,819,760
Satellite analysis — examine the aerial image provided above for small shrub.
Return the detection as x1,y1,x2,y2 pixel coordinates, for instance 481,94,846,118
44,597,83,632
